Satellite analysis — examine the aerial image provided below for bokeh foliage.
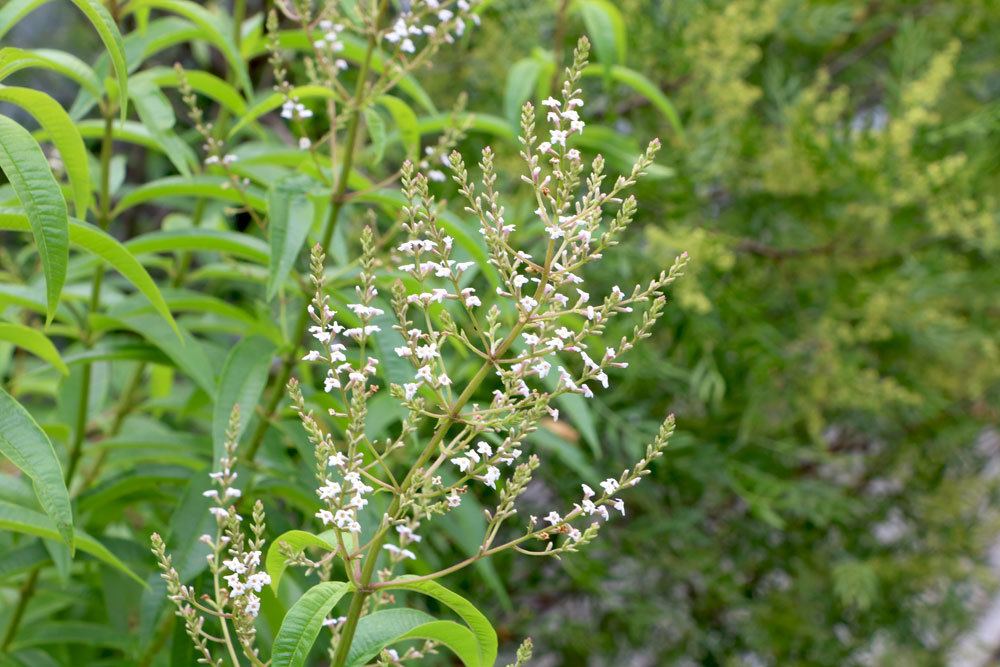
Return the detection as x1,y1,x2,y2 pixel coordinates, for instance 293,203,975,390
0,0,997,665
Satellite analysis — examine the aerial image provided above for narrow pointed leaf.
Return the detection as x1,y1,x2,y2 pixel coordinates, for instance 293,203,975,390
0,85,92,215
345,610,480,667
68,0,128,121
272,581,352,667
0,500,143,584
212,335,275,461
379,578,497,667
267,174,321,301
0,323,68,374
377,95,420,160
0,47,103,98
0,389,73,549
0,116,68,320
265,530,337,593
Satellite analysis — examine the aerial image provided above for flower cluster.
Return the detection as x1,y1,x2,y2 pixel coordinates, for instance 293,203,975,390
383,0,481,54
153,408,271,666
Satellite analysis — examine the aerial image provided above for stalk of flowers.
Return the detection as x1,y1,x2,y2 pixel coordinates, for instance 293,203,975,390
152,408,271,666
288,36,687,656
157,37,687,666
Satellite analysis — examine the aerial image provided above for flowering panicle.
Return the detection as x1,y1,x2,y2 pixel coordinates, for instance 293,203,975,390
153,407,271,666
291,36,686,579
160,35,687,665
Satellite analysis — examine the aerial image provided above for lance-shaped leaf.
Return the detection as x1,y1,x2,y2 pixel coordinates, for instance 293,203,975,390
68,0,128,121
212,335,276,461
0,499,143,583
0,210,178,335
0,389,73,548
379,578,498,667
265,530,337,593
377,95,420,160
0,85,92,216
345,609,481,667
0,115,68,321
267,174,322,301
0,47,103,98
0,323,68,375
271,581,353,667
0,0,50,42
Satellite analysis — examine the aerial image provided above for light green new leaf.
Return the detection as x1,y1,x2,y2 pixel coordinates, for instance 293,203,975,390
272,581,353,667
345,610,481,667
0,85,92,215
365,108,387,165
377,95,420,160
267,174,322,301
67,0,128,121
0,389,73,549
0,47,103,98
127,0,251,95
0,116,68,321
0,500,143,584
0,323,68,375
574,0,627,68
380,578,497,667
212,336,275,461
265,530,337,593
113,175,267,216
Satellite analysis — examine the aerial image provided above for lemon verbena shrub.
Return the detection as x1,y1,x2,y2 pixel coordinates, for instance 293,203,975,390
153,39,687,667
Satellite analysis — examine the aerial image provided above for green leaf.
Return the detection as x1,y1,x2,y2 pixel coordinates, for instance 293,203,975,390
265,530,337,593
67,0,128,121
97,312,215,396
581,64,685,139
379,578,497,667
228,85,339,139
0,211,179,335
0,323,68,375
345,610,481,667
128,77,192,177
0,388,73,549
267,174,322,301
0,0,50,44
504,57,544,123
126,228,270,265
271,581,353,667
0,116,68,322
377,95,420,160
365,108,387,165
212,336,275,461
0,47,103,98
135,66,247,116
0,85,92,216
127,0,251,96
113,175,267,216
574,0,627,68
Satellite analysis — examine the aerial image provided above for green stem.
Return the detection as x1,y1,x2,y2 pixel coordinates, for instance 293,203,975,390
244,2,384,464
0,565,39,652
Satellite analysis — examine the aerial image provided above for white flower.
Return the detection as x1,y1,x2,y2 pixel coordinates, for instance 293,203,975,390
245,592,261,617
302,350,321,361
549,129,568,146
451,457,472,473
612,498,625,516
223,558,246,574
482,466,501,489
582,483,595,499
544,511,561,526
209,507,229,519
477,441,493,457
601,477,618,496
446,491,462,507
542,97,561,109
403,382,420,400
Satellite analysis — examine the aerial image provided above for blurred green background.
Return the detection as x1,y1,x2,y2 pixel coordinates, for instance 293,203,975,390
3,1,999,665
426,1,1000,664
